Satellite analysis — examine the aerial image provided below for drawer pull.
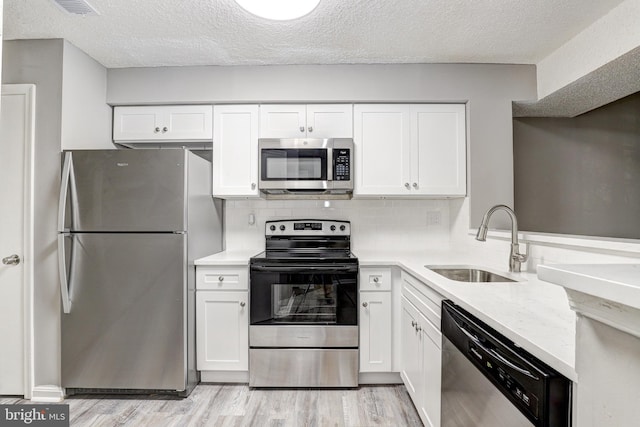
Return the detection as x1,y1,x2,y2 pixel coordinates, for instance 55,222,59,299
240,301,246,307
373,277,379,283
362,302,368,308
218,276,224,282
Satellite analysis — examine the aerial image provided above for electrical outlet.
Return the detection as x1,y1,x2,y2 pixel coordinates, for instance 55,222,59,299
426,211,441,226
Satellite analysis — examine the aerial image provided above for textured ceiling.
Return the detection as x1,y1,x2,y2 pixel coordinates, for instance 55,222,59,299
3,0,626,68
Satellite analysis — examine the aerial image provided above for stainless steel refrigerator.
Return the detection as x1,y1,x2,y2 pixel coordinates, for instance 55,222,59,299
57,149,222,396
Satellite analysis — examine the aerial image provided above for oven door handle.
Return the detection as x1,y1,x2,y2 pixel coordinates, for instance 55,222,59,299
452,316,540,381
251,265,358,273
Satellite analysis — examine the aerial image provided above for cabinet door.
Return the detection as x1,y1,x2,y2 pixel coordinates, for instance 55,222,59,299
306,104,353,138
353,104,412,196
400,296,423,402
196,291,248,371
212,105,260,197
419,316,442,427
113,106,213,141
113,106,163,141
259,104,306,138
164,105,213,141
411,104,466,196
360,291,392,372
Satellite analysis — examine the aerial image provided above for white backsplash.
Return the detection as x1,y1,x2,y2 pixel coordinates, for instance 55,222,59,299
223,198,451,254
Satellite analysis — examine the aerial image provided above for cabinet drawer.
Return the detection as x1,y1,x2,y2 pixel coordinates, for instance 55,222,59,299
359,268,391,291
196,267,248,290
401,271,443,330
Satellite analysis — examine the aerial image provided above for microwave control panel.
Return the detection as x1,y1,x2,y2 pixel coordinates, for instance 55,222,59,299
333,149,351,181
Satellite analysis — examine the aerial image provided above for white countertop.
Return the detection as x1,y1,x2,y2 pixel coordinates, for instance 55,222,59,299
195,249,261,265
194,249,577,380
538,264,640,310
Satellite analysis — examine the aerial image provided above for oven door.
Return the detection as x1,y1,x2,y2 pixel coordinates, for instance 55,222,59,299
250,263,358,326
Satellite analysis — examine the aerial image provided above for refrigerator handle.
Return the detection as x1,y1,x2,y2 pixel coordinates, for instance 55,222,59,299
58,152,72,232
58,234,73,314
58,152,79,232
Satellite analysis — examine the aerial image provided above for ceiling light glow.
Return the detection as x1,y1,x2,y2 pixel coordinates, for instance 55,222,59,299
234,0,320,21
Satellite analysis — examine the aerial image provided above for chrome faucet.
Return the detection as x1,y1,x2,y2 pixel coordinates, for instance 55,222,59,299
475,204,528,272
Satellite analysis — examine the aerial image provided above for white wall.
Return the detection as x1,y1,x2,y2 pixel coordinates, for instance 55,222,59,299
225,199,450,254
61,41,112,150
2,38,112,397
2,39,65,390
107,63,537,228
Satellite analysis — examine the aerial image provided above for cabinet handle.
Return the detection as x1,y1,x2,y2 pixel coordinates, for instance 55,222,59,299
373,277,379,283
415,324,422,332
405,183,410,189
299,126,305,133
154,127,160,133
411,320,416,327
362,302,368,308
251,183,256,190
218,276,224,282
308,126,313,132
412,182,418,189
162,127,168,133
240,301,246,307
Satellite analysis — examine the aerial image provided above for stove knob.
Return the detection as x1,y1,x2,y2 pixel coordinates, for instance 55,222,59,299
340,225,346,231
280,225,286,231
269,225,276,231
330,225,336,231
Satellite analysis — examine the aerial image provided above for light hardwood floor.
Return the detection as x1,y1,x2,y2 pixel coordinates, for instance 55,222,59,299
1,384,423,426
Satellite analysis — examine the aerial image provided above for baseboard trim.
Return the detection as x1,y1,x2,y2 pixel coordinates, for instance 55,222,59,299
31,385,65,402
358,372,402,384
200,371,249,383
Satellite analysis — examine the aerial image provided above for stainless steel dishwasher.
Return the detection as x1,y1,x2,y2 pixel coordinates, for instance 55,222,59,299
441,301,571,427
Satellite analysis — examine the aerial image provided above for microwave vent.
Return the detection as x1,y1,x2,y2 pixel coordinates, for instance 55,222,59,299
51,0,99,15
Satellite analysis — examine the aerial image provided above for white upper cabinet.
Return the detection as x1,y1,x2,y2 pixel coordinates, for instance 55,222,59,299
113,105,213,142
353,104,412,195
212,105,260,198
412,104,466,196
259,104,352,138
354,104,466,197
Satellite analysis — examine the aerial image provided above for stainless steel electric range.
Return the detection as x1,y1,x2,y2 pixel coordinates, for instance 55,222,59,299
249,219,358,387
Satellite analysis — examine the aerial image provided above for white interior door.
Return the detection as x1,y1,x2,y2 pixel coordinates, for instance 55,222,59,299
0,84,35,396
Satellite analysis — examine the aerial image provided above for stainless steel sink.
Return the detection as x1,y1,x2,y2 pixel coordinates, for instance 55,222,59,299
425,266,517,283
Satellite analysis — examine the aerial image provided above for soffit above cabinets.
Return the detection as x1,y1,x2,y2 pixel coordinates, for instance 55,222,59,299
3,0,625,68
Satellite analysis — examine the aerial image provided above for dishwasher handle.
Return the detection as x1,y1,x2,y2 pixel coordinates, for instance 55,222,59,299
449,309,540,381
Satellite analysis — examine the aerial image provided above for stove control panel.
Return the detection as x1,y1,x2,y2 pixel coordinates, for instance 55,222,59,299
265,220,350,236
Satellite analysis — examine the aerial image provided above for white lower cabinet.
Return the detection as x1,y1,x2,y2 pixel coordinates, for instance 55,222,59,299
360,291,392,372
401,297,422,399
196,266,248,376
401,271,444,427
359,267,393,373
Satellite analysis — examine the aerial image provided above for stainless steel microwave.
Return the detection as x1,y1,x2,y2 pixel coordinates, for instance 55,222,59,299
258,138,354,198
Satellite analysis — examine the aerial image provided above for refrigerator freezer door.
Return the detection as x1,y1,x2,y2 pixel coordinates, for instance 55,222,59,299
66,150,187,232
61,233,188,391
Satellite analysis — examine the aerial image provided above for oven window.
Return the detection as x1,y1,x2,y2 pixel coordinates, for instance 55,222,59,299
272,282,337,323
261,149,327,181
250,269,357,325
